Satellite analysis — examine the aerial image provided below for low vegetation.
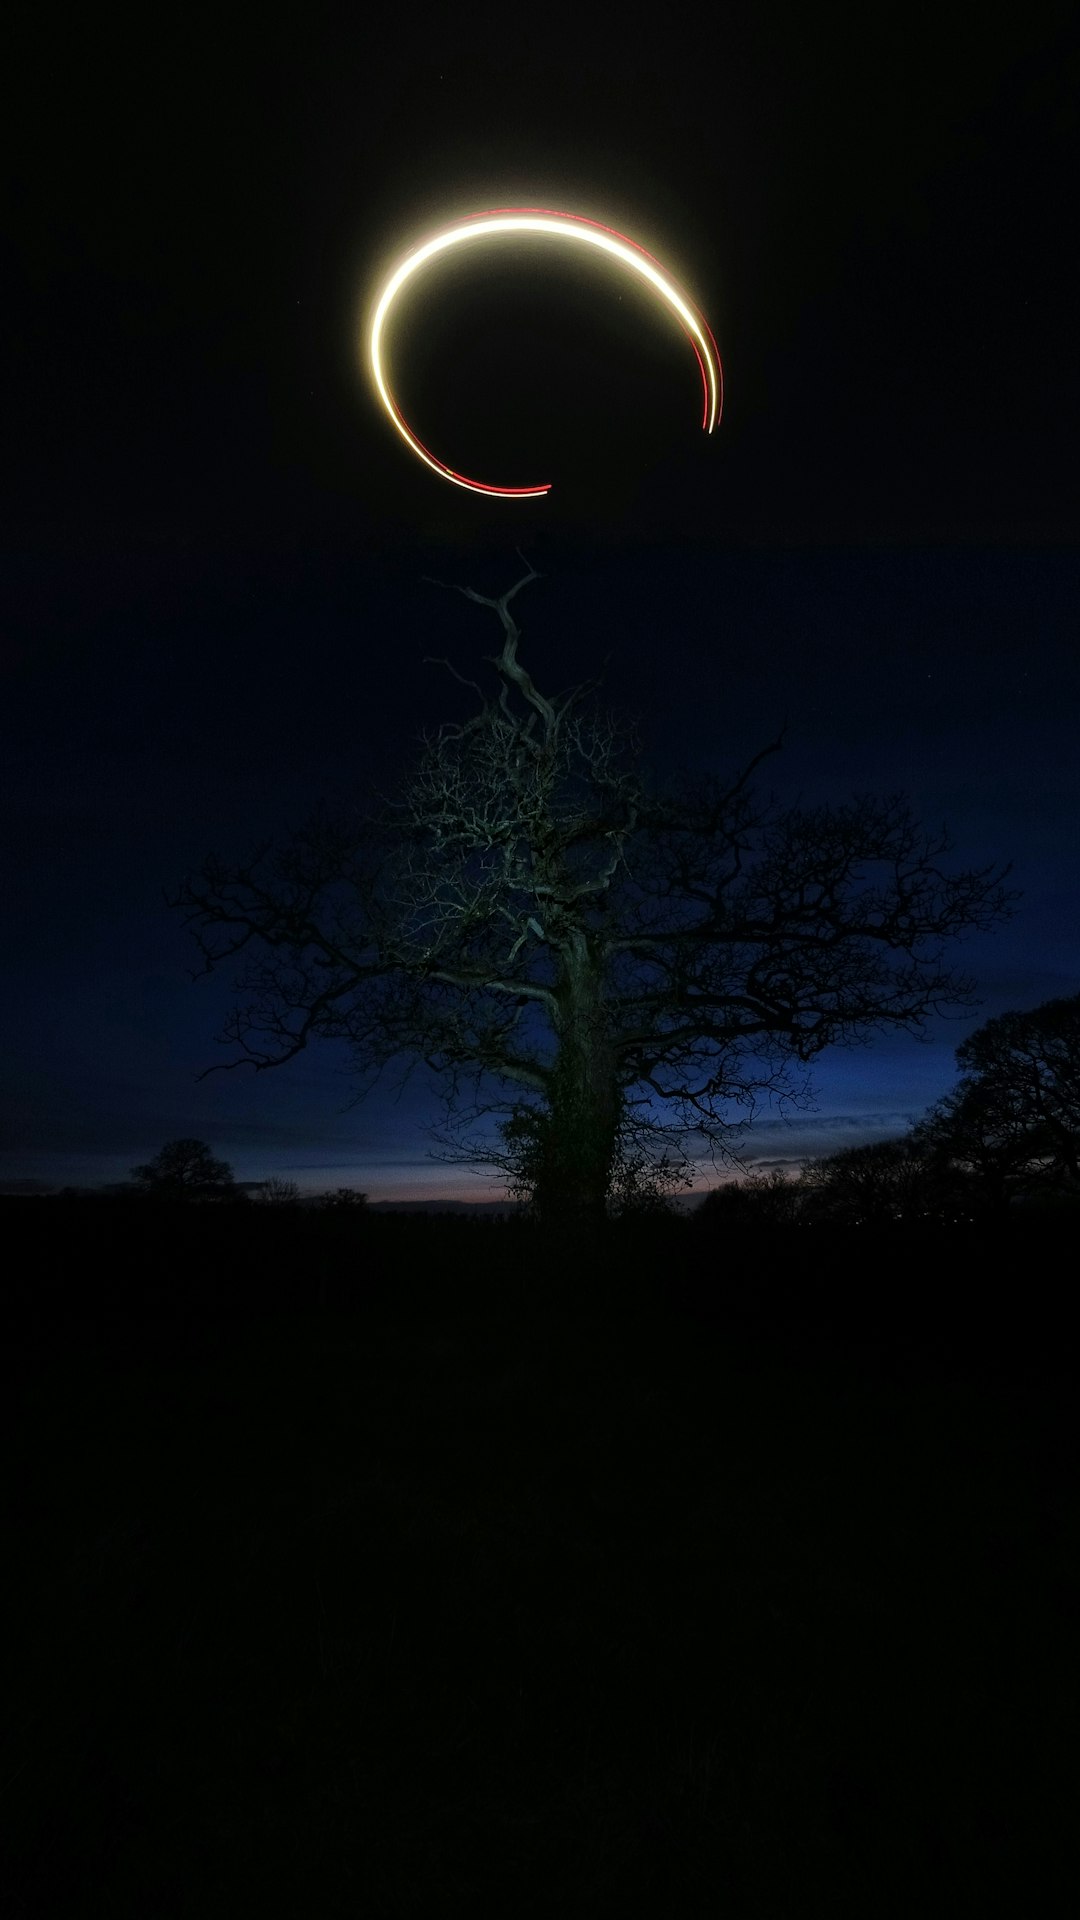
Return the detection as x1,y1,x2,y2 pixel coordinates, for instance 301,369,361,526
1,1195,1074,1913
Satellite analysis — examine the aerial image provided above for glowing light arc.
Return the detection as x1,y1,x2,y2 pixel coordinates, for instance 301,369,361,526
367,208,723,497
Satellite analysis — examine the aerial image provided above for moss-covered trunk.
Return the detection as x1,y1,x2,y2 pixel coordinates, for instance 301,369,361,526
532,932,620,1232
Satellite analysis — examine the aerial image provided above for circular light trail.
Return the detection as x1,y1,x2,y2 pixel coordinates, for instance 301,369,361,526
367,207,723,497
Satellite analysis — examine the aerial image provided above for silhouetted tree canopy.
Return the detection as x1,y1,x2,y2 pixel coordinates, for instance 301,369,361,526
694,1167,803,1229
174,565,1014,1232
131,1138,239,1201
914,991,1080,1211
798,1136,954,1227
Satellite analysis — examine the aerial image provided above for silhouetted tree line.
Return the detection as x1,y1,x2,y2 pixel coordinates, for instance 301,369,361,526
113,989,1079,1237
125,1139,369,1211
697,990,1080,1229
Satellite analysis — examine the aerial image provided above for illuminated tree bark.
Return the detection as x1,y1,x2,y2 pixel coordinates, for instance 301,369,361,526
533,933,621,1228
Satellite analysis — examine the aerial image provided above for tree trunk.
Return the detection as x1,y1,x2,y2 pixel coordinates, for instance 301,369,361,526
533,931,620,1234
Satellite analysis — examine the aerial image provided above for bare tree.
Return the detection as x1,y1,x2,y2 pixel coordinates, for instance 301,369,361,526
255,1176,301,1206
173,565,1014,1232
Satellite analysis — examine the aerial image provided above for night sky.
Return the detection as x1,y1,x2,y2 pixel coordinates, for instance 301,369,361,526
3,8,1078,1200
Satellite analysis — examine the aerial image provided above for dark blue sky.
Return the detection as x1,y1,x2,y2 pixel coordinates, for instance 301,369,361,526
2,8,1077,1197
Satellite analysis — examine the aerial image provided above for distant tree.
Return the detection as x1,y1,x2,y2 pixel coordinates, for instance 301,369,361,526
695,1167,804,1229
255,1176,301,1206
957,993,1080,1186
798,1135,946,1226
131,1138,239,1201
174,564,1014,1235
913,992,1080,1211
911,1084,1032,1218
317,1187,369,1210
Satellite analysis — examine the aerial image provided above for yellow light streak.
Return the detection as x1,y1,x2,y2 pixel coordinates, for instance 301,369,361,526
366,207,722,496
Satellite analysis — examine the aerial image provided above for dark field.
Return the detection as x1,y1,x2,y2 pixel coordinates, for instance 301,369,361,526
2,1200,1076,1915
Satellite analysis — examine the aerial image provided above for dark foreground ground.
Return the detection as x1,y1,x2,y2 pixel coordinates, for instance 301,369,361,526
1,1200,1076,1915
